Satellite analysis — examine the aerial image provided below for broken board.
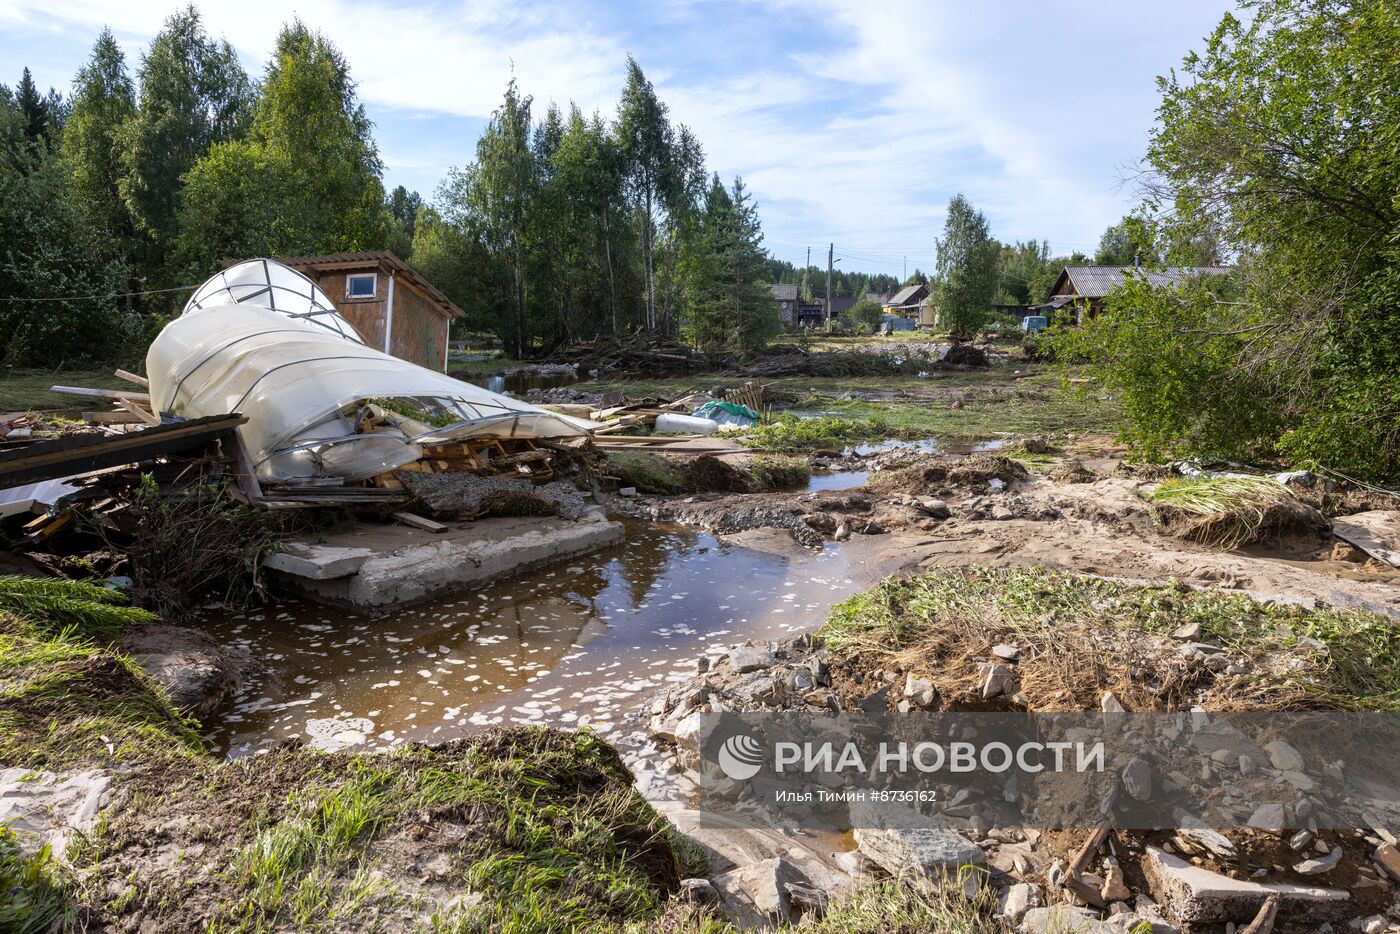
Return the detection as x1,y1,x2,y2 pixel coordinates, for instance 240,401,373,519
1332,509,1400,568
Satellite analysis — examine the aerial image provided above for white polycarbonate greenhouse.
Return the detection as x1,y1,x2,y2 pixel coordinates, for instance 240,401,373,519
147,260,594,484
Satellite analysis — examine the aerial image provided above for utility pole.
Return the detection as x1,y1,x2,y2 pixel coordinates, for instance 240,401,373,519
826,242,834,322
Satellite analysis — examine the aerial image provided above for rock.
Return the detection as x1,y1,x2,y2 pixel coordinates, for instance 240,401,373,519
850,799,985,879
1288,830,1313,852
1238,754,1257,776
678,877,719,905
988,478,1006,493
1019,906,1113,933
991,643,1021,662
1121,757,1153,801
618,486,638,497
1247,803,1287,833
1292,846,1341,875
1359,914,1388,934
1140,846,1349,925
1101,864,1131,902
903,673,937,707
1374,842,1400,881
1174,827,1238,861
915,497,950,519
1263,740,1304,772
982,663,1015,699
122,624,245,717
990,504,1014,520
1171,622,1202,641
1281,770,1316,792
1100,692,1125,713
712,857,816,926
999,882,1043,922
834,521,853,542
729,644,774,673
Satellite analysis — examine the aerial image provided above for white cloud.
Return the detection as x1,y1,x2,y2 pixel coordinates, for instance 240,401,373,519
0,0,1236,275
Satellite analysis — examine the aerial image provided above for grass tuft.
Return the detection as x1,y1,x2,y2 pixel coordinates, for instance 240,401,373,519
1151,475,1324,549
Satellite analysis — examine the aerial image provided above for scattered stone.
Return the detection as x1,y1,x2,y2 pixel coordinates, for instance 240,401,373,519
1263,740,1304,773
1281,770,1316,792
850,799,985,879
1247,803,1287,834
1239,754,1257,776
991,643,1021,662
618,486,638,497
990,504,1014,520
1141,846,1349,925
1288,830,1313,852
1171,622,1202,640
982,663,1015,699
903,673,937,707
1292,846,1341,875
915,497,950,519
1101,863,1131,902
712,857,815,926
998,881,1043,921
1019,905,1113,933
1121,757,1153,802
678,877,719,905
1374,842,1400,882
122,624,245,717
1100,692,1125,713
1359,915,1387,934
729,644,774,673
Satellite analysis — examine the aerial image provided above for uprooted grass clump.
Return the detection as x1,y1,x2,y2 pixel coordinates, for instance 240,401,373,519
1151,475,1327,549
70,728,693,933
0,576,202,768
820,566,1400,713
607,451,811,495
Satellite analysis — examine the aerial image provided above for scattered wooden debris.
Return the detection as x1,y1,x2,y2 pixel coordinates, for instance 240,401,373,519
392,510,448,532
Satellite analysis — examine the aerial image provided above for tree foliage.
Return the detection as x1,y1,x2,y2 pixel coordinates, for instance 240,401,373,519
932,193,998,336
1067,0,1400,481
682,176,776,353
63,29,137,270
174,21,388,276
1094,216,1159,266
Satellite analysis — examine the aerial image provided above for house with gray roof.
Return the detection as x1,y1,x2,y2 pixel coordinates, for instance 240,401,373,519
1048,265,1233,318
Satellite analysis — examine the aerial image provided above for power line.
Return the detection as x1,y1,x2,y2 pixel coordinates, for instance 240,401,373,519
0,283,200,303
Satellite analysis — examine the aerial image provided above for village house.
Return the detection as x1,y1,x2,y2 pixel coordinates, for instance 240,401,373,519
1047,264,1233,320
884,283,931,324
770,283,798,327
272,252,466,371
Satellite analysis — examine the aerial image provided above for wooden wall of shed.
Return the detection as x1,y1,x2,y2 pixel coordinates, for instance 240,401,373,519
391,283,449,371
310,270,388,349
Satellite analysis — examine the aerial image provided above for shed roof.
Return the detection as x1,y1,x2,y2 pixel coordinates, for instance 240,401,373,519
1055,265,1232,299
275,251,466,320
770,283,799,301
887,283,928,305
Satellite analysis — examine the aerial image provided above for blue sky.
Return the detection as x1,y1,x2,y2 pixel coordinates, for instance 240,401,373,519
1,0,1236,279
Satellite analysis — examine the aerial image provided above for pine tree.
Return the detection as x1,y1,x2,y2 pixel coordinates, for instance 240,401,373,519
617,57,674,332
932,193,998,337
64,29,137,271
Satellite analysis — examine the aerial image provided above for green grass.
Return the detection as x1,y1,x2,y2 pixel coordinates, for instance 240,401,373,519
0,577,203,768
0,366,135,412
804,875,1005,933
820,566,1400,712
0,827,72,934
745,413,902,451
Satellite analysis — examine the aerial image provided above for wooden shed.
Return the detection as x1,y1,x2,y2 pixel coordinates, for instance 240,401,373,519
275,252,464,371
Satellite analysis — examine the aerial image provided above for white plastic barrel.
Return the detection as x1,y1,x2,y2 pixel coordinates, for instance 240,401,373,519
654,413,720,436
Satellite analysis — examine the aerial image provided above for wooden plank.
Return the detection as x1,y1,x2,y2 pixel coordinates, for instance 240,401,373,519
392,510,448,533
50,385,151,402
117,399,160,426
83,411,144,425
113,369,150,387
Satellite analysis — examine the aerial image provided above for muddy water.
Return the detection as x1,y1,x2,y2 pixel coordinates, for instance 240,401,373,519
465,371,578,394
204,521,893,758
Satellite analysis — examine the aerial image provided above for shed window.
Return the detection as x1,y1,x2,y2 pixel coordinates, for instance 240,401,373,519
346,273,377,298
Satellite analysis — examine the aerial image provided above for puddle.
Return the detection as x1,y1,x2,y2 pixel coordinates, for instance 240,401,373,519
203,520,891,758
465,371,578,394
806,470,869,492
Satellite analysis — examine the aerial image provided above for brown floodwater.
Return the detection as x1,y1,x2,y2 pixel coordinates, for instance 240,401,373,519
201,520,895,758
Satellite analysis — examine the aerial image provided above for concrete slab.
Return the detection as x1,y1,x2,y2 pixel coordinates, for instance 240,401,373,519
263,544,374,580
1140,846,1350,925
268,511,624,611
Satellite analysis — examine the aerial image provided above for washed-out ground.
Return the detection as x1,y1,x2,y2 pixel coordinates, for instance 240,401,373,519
5,337,1400,932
